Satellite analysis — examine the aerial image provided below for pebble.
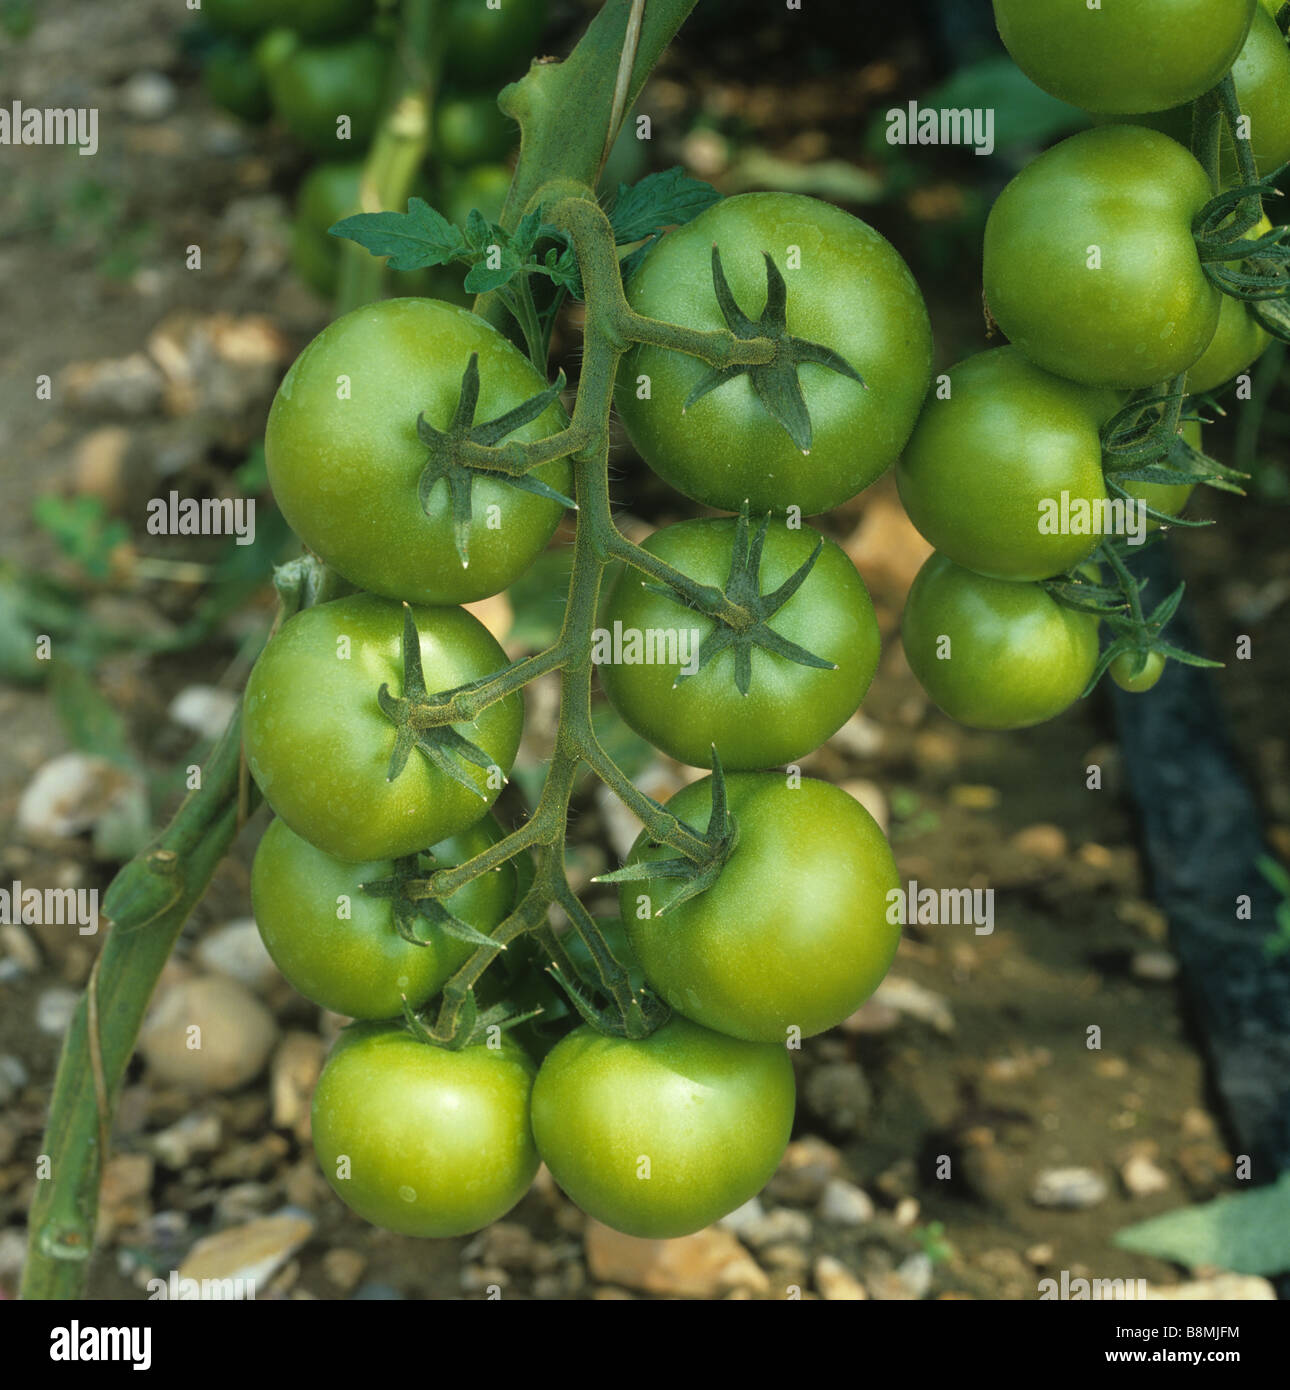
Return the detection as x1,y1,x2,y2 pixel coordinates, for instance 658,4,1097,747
870,976,955,1035
149,1111,223,1169
461,1223,539,1272
1145,1274,1276,1301
0,1118,19,1163
121,71,177,121
213,1183,275,1227
270,1032,326,1137
0,924,41,973
168,685,239,741
36,986,80,1036
739,1206,813,1250
353,1282,404,1300
803,1063,872,1135
140,976,278,1092
17,753,140,842
461,1264,510,1293
893,1196,921,1228
584,1222,769,1298
1031,1167,1109,1210
195,919,280,994
0,1228,27,1282
64,354,166,417
765,1136,844,1204
1120,1152,1170,1198
1009,824,1068,859
814,1254,868,1301
322,1248,367,1293
1131,950,1179,983
0,1054,29,1105
895,1252,934,1299
816,1178,875,1227
176,1210,315,1296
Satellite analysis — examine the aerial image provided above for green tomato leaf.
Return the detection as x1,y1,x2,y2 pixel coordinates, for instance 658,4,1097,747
329,197,468,272
608,166,722,245
1114,1173,1290,1276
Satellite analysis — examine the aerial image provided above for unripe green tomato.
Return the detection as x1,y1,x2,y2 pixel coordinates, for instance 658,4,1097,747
444,0,548,85
269,35,389,156
531,1017,795,1239
204,41,272,122
1092,10,1290,182
992,0,1257,115
983,126,1220,388
599,517,881,770
1110,649,1167,693
242,591,523,862
435,93,516,167
312,1023,539,1238
902,553,1101,730
251,814,515,1019
896,347,1124,582
265,298,570,605
620,774,901,1043
254,26,300,80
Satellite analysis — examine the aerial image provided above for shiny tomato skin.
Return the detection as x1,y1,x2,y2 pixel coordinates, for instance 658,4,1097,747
530,1016,795,1238
312,1023,539,1237
242,592,522,863
599,518,880,770
983,126,1220,388
251,814,514,1020
896,347,1125,582
992,0,1256,114
620,774,901,1043
902,553,1101,730
1111,649,1167,692
265,299,570,605
617,192,934,516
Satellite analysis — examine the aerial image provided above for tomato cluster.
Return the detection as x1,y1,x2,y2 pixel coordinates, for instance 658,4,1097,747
240,166,935,1238
199,0,547,301
900,1,1285,725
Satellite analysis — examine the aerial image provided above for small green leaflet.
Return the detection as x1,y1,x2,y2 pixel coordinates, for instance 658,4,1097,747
609,167,722,282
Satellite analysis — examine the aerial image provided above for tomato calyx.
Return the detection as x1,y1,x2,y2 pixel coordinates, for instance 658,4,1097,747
378,605,501,798
359,854,503,952
595,749,739,916
1101,390,1247,526
1193,173,1290,317
416,353,576,567
398,984,542,1052
646,504,838,696
682,244,866,454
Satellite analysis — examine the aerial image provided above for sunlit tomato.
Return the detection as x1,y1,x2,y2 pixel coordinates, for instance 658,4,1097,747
312,1023,539,1237
531,1016,795,1238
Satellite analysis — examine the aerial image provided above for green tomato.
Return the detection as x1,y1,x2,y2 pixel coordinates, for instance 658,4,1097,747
312,1023,539,1237
251,814,515,1020
269,35,389,156
440,163,513,227
993,0,1256,115
902,553,1101,730
444,0,548,85
1186,215,1274,393
204,41,272,122
984,126,1220,388
435,93,516,167
265,298,570,605
896,347,1126,582
617,192,934,517
531,1016,795,1239
599,518,880,770
1093,10,1290,181
1110,649,1167,692
620,773,900,1043
242,592,522,862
